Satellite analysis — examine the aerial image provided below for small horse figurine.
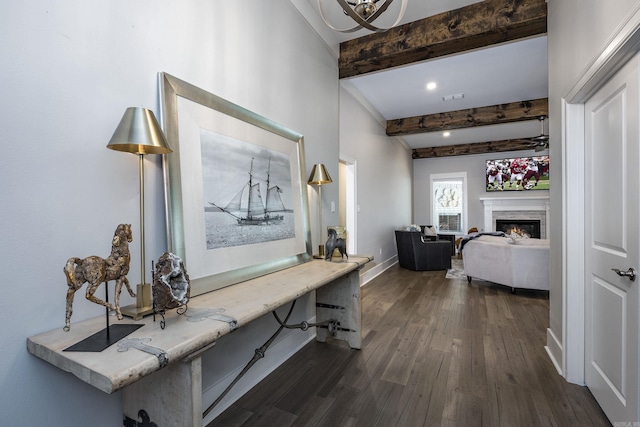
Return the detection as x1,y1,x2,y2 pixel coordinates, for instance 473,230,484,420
325,228,348,261
63,224,137,331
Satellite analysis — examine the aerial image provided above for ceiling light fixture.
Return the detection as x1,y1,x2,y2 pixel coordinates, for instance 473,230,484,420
443,131,450,137
318,0,408,33
426,82,437,91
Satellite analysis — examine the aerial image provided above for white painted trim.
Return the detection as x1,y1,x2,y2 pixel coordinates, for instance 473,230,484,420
287,0,341,58
430,172,468,234
339,80,411,152
561,4,640,387
360,255,398,285
562,101,586,384
546,327,564,376
566,2,640,103
339,154,358,255
480,196,550,238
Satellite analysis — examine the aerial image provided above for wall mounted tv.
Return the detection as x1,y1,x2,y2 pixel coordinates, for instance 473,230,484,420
486,156,549,192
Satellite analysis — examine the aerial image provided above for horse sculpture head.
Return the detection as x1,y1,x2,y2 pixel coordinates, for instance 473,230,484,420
113,223,133,246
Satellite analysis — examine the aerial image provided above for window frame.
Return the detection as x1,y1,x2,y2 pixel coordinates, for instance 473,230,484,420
429,172,468,234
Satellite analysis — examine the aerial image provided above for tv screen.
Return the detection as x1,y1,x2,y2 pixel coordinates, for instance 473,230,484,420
486,156,549,192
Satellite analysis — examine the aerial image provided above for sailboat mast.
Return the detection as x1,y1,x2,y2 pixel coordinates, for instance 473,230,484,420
265,158,271,216
247,157,254,220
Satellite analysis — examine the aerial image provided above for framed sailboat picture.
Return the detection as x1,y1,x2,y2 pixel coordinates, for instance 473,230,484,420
160,73,312,296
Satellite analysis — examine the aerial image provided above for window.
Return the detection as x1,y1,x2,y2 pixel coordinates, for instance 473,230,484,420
430,172,467,234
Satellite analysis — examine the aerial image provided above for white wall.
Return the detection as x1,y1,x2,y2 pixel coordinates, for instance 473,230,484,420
0,1,340,425
547,0,640,379
339,85,413,280
413,151,549,235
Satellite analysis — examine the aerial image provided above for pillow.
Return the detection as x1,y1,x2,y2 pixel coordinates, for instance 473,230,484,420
506,231,528,244
423,225,437,236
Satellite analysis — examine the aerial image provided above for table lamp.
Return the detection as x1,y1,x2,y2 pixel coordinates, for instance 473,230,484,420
107,107,172,319
307,163,333,258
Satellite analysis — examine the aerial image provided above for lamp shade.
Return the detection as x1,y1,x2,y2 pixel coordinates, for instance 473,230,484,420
107,107,172,155
307,163,333,185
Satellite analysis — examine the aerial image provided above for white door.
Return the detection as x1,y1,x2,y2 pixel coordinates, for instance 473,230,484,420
585,53,640,423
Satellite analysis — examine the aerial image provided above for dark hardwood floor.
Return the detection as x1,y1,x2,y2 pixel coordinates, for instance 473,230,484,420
208,262,611,427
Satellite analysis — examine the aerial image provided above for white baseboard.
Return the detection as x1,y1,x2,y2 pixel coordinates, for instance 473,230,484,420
545,327,563,376
361,255,397,285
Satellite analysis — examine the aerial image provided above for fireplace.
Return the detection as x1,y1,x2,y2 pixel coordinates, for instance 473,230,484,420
481,196,549,239
496,219,541,238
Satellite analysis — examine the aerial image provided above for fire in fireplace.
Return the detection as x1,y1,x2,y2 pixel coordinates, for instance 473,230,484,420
495,219,541,238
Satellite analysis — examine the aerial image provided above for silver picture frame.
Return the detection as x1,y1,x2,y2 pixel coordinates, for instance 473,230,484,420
159,72,312,296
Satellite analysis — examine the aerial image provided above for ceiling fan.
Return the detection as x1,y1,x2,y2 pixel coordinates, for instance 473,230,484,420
527,116,549,152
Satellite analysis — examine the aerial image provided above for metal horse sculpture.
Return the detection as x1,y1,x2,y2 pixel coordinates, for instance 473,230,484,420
325,228,348,261
63,224,137,331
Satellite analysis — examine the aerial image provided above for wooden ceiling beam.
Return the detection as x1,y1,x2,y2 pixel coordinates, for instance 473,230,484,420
412,139,540,159
339,0,548,79
387,98,548,136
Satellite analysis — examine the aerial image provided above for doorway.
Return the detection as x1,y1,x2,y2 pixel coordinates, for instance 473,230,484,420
339,157,356,255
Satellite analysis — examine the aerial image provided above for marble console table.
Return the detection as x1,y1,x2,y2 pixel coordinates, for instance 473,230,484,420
27,256,371,426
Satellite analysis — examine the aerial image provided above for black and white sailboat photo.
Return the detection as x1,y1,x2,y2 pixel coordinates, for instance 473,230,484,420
209,157,287,226
200,129,295,250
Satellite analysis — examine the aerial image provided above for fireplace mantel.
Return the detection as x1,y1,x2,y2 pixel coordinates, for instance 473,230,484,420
480,196,550,238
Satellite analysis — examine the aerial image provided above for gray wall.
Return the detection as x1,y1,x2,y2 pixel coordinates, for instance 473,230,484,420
339,86,413,277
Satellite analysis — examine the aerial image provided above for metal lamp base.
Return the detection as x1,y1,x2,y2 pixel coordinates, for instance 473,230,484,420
120,304,154,320
313,245,325,259
121,283,154,320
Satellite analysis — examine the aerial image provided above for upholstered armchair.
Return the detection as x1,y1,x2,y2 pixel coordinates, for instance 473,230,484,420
395,230,452,271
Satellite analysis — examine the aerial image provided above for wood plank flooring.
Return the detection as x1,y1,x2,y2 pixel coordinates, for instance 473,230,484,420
208,262,611,427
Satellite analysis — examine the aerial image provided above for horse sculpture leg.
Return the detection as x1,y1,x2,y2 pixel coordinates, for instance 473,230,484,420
122,276,136,298
85,280,120,318
64,287,77,332
338,244,348,259
113,276,134,320
63,258,84,332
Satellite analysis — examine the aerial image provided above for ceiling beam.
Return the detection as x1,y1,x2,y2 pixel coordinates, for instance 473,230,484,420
387,98,548,136
412,139,541,159
339,0,548,79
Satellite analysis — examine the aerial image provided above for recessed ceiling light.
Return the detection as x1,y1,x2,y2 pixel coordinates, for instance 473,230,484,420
443,131,450,137
426,82,437,91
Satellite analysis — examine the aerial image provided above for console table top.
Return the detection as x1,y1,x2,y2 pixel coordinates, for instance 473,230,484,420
27,257,371,394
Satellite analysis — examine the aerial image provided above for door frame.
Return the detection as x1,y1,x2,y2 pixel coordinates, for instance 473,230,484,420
339,154,357,255
563,6,640,384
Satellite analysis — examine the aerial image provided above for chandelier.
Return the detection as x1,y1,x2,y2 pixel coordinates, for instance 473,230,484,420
318,0,408,33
